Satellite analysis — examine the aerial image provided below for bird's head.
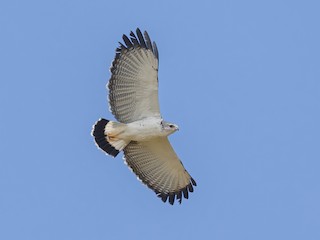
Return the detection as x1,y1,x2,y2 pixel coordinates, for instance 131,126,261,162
161,121,179,135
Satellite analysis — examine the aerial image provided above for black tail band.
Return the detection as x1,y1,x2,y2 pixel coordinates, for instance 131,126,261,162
92,118,119,157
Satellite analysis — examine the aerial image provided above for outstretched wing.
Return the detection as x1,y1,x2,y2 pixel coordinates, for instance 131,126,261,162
108,28,160,123
123,138,197,205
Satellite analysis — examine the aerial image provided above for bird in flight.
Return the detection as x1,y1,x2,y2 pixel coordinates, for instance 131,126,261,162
92,28,196,205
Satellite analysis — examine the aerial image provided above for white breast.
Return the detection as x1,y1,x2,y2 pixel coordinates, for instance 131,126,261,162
124,117,164,141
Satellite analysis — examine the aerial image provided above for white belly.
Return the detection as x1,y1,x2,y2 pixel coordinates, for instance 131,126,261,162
124,117,165,141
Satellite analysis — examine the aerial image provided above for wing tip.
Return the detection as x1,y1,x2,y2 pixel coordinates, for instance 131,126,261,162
113,28,159,60
155,177,197,205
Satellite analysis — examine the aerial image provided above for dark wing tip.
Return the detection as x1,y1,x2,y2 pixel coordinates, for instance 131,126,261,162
155,177,197,205
112,28,158,71
177,191,182,204
182,188,189,199
129,31,139,46
143,30,154,52
191,177,197,186
117,42,127,52
160,193,168,203
153,41,159,60
136,28,147,48
122,34,133,49
168,193,175,205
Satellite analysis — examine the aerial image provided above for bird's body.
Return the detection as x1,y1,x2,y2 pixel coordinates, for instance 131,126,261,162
124,117,171,141
92,28,196,205
105,117,177,144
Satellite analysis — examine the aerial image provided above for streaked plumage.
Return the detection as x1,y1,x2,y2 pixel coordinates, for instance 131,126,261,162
92,28,196,205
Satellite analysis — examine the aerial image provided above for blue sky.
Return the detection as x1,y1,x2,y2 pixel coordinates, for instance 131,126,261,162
1,0,320,239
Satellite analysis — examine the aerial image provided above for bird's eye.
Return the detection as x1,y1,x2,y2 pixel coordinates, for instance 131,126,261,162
169,124,174,128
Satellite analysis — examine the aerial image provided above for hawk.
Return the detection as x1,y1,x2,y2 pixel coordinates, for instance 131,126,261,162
92,28,196,205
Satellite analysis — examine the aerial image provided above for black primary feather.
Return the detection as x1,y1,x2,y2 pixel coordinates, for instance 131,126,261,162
136,28,147,48
122,34,133,48
143,30,154,52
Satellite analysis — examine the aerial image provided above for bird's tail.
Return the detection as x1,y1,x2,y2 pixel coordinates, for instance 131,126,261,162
91,118,130,157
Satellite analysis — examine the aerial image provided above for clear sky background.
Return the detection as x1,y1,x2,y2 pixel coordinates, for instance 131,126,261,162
1,0,319,239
